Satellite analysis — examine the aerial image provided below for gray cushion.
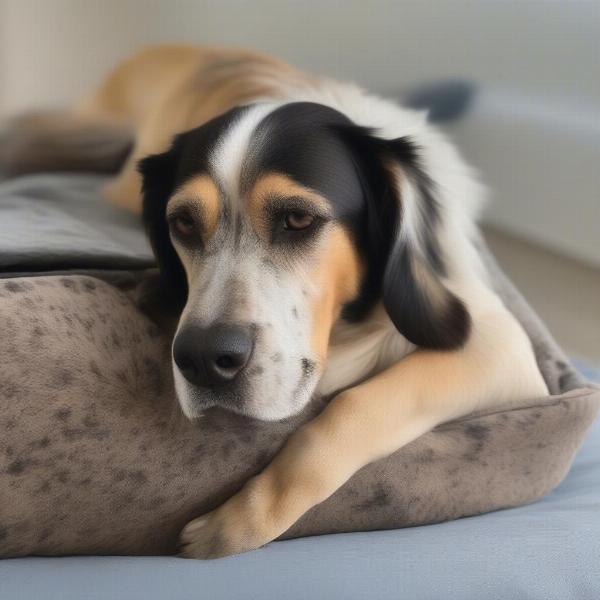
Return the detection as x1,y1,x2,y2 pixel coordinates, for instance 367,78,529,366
1,272,598,558
1,411,598,600
0,173,153,272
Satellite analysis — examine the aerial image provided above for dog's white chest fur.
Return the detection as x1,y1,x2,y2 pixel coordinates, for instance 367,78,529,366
317,305,415,396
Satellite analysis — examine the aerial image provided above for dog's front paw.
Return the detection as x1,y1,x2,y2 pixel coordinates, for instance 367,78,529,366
179,511,233,559
179,501,274,560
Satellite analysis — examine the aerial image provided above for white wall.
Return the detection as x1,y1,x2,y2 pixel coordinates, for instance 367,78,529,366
2,0,599,112
448,88,600,267
1,0,598,264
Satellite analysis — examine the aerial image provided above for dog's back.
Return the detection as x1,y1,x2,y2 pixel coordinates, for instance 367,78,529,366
0,45,307,211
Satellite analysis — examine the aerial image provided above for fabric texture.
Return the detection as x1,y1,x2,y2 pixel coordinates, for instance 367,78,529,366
1,413,599,600
2,272,597,557
0,173,153,272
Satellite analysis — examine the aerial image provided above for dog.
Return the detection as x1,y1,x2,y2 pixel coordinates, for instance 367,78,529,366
1,45,548,558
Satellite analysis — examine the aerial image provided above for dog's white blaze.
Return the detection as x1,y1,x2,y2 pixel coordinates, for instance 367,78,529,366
209,103,275,203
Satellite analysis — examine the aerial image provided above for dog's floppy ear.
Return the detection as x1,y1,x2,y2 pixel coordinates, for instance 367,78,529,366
138,139,187,310
340,126,471,350
380,136,471,350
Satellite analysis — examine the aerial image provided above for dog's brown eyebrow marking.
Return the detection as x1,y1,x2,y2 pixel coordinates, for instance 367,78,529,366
246,173,331,240
263,194,333,220
250,173,330,207
167,174,221,241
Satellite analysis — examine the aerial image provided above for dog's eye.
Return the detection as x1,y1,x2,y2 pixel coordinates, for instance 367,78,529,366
168,211,196,238
283,210,315,231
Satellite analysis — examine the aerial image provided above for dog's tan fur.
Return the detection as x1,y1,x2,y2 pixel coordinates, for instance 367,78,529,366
247,173,332,242
167,175,222,245
5,45,548,558
308,227,364,364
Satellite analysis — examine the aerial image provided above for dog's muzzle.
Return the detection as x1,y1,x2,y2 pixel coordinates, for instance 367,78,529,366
173,323,254,388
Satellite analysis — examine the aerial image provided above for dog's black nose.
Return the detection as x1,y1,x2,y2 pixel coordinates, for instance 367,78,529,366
173,324,253,387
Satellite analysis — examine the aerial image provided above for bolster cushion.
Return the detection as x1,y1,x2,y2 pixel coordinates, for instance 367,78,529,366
0,251,598,556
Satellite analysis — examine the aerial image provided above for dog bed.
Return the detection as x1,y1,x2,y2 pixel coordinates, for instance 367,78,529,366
0,175,598,562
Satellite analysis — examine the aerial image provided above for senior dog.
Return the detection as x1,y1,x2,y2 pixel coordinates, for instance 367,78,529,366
1,45,548,558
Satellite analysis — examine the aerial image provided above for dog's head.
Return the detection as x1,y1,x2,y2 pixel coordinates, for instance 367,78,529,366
139,101,471,420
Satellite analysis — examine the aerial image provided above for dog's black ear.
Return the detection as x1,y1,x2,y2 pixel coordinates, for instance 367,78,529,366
138,140,187,311
380,136,471,350
339,127,471,350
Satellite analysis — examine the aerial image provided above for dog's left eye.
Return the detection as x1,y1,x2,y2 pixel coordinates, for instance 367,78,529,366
283,210,315,231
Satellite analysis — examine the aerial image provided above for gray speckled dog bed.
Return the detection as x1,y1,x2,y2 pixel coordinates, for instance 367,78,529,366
0,242,598,557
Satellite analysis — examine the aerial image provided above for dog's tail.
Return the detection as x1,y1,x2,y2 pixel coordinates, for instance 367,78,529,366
0,111,133,179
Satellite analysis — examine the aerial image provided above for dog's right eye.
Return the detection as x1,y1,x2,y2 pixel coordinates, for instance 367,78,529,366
168,211,196,240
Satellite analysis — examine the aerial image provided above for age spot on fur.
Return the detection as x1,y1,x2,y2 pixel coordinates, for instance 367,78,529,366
301,358,316,376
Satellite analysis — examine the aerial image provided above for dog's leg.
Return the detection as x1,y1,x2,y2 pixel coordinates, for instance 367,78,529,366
179,302,547,559
102,98,193,213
